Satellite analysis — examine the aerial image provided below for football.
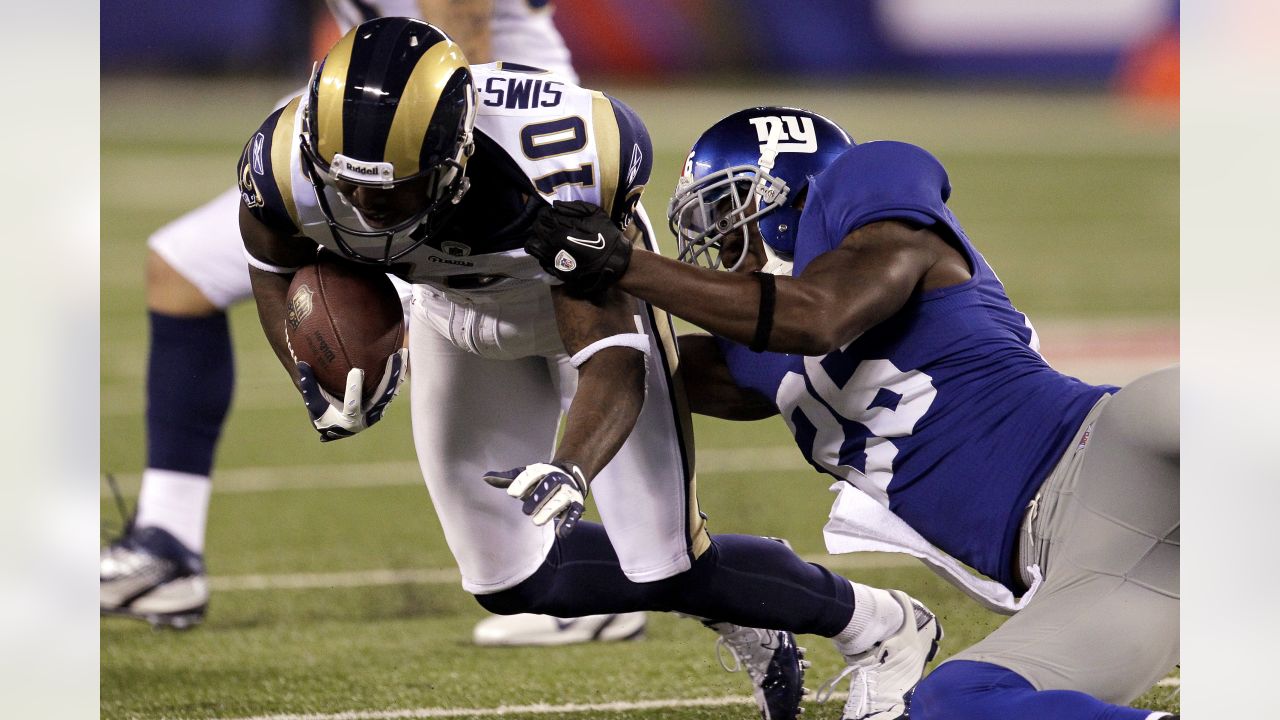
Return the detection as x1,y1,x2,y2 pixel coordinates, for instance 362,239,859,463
285,250,405,400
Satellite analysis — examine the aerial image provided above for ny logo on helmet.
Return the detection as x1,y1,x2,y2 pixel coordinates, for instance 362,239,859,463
747,116,817,154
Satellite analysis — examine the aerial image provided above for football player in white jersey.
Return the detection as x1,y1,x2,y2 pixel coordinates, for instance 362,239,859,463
232,19,941,720
101,0,648,646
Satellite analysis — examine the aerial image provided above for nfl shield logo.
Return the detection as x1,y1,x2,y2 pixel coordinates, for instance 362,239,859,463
286,285,316,330
440,241,471,257
554,250,577,273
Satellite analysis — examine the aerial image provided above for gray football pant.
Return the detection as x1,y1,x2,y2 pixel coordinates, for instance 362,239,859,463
948,366,1179,704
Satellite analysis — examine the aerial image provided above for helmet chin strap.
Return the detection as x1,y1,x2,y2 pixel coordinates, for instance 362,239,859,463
752,121,793,276
760,242,793,276
757,121,782,173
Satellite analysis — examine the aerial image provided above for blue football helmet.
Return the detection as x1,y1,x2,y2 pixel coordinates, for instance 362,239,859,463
668,107,853,272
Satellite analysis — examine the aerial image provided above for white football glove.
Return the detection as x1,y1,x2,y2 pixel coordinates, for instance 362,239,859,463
297,348,408,442
483,462,589,538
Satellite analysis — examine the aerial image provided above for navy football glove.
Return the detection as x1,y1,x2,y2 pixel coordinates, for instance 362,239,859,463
297,348,407,442
527,200,632,297
483,462,589,538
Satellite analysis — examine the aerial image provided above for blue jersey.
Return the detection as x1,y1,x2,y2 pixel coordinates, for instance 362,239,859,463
718,141,1113,589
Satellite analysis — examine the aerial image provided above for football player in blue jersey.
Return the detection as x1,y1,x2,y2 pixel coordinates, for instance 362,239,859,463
231,22,947,720
526,107,1179,720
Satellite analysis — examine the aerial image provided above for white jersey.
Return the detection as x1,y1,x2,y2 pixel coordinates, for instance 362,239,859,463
237,63,651,288
324,0,576,79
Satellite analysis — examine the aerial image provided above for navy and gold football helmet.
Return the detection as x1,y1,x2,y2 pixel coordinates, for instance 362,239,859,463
668,107,853,272
299,17,478,264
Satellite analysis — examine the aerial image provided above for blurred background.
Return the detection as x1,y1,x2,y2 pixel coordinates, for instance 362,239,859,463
102,0,1179,91
101,0,1180,397
98,2,1180,718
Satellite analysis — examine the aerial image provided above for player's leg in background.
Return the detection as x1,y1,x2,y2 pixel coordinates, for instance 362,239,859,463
101,187,250,628
913,368,1179,720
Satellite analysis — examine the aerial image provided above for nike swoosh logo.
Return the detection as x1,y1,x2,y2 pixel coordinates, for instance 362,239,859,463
566,233,606,250
554,618,578,631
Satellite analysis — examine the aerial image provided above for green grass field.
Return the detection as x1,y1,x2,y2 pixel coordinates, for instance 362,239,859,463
101,78,1178,719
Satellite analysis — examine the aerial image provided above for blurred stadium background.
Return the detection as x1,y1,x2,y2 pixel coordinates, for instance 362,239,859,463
101,1,1179,718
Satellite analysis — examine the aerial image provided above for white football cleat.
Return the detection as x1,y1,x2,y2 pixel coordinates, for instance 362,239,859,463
472,612,647,646
101,525,209,630
817,591,943,720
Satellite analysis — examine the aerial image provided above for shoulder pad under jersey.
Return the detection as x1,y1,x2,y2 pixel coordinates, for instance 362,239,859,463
799,141,961,260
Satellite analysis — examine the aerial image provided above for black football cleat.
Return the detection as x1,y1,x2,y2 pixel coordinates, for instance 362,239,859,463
708,622,810,719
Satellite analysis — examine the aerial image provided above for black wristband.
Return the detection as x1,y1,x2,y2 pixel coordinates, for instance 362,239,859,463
750,271,776,352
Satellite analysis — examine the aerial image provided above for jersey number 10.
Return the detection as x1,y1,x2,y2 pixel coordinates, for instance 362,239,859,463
521,117,596,194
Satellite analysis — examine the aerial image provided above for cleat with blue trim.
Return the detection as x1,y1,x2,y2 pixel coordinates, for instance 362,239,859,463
709,622,809,720
100,526,208,630
817,591,942,720
472,611,647,646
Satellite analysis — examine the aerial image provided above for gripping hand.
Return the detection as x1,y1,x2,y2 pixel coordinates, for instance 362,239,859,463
527,200,632,297
483,462,589,538
297,348,407,442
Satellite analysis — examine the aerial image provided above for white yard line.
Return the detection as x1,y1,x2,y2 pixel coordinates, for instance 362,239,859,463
210,568,462,592
175,680,1180,720
178,695,756,720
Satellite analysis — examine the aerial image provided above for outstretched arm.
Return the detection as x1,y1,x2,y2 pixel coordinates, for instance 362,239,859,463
620,221,956,355
529,202,969,356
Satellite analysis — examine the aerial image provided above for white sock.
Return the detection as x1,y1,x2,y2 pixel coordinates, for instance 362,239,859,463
134,469,212,554
1144,714,1176,720
832,583,905,657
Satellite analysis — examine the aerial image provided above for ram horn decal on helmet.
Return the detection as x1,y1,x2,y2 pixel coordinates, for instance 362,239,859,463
298,17,478,265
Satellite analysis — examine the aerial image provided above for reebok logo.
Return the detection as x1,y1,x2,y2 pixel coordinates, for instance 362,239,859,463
626,143,644,184
251,133,265,175
567,232,606,250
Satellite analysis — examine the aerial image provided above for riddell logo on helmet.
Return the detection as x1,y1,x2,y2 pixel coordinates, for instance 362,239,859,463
333,154,394,182
748,116,818,153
